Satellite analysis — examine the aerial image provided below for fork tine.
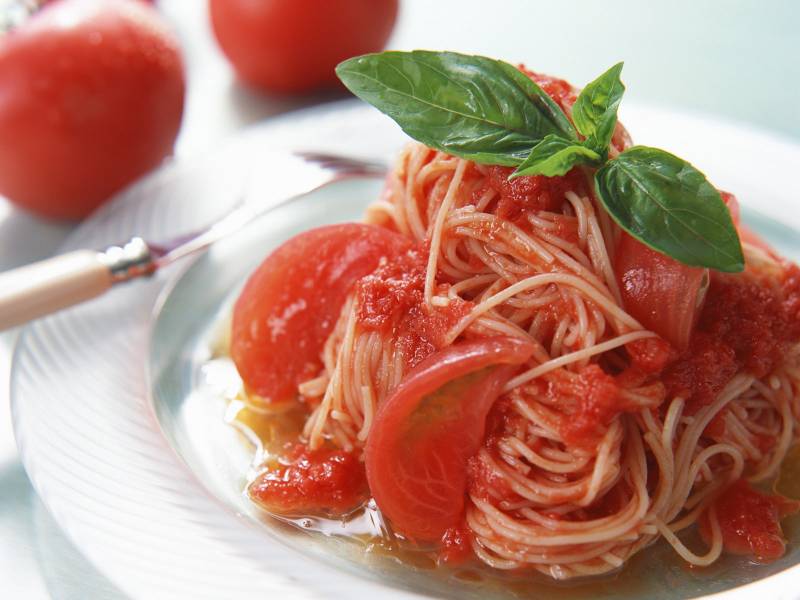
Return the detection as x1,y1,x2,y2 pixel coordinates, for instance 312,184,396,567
293,151,387,176
148,150,387,268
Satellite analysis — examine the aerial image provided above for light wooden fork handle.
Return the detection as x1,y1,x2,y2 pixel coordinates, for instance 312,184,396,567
0,237,154,331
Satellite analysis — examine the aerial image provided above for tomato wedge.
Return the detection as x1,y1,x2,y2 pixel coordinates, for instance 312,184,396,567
615,191,753,350
615,233,708,350
365,337,534,542
231,224,410,402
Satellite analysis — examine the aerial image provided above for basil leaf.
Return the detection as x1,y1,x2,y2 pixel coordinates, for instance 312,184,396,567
493,60,576,141
572,62,625,154
595,146,744,272
336,51,576,167
510,134,601,178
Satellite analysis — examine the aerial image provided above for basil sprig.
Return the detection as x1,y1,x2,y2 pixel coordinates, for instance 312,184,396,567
510,62,625,179
572,62,626,154
510,134,601,178
336,51,744,273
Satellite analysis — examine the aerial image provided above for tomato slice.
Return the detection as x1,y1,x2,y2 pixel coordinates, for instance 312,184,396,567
231,223,410,402
615,233,708,350
365,337,534,542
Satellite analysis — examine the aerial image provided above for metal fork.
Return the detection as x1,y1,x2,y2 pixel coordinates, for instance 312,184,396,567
0,151,386,331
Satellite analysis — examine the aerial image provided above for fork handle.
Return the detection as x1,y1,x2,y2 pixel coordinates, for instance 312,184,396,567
0,237,154,331
0,250,112,331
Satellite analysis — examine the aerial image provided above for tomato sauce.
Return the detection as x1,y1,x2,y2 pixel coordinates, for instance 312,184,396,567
781,261,800,326
249,443,368,516
522,366,626,447
478,363,648,455
701,479,800,562
467,443,520,507
583,483,630,520
357,246,428,329
557,365,625,445
518,66,577,110
482,164,589,222
439,525,474,566
468,394,541,512
356,245,473,369
703,410,728,439
665,272,796,411
625,337,674,375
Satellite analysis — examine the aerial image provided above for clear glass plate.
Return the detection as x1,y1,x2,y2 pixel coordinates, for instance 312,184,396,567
12,99,800,599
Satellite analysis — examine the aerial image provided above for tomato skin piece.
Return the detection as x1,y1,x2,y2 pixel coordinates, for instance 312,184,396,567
0,0,185,219
209,0,398,94
365,337,534,542
615,232,708,350
231,223,410,403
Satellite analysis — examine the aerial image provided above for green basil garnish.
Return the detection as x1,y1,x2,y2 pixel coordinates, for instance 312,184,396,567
336,51,576,167
571,62,625,154
336,51,744,273
510,134,601,178
595,147,744,272
510,64,622,178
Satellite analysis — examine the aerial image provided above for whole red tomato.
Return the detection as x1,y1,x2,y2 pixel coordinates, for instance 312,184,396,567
0,0,185,220
209,0,398,94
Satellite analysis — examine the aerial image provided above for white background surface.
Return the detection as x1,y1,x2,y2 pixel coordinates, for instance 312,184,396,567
1,1,798,597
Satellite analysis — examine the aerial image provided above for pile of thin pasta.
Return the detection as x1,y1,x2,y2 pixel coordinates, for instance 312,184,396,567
288,139,800,580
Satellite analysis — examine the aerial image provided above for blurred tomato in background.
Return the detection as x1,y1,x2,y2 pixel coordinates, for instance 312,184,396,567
209,0,398,94
0,0,184,220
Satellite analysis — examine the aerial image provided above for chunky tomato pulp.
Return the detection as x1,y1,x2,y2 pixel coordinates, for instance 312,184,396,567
249,444,368,515
665,270,800,411
518,66,578,113
356,245,472,369
482,165,590,223
702,480,799,562
439,525,474,565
